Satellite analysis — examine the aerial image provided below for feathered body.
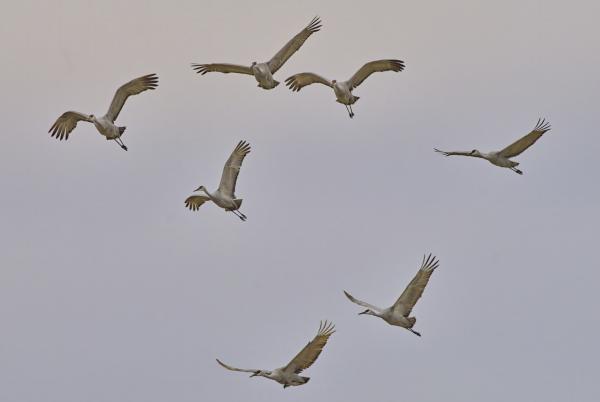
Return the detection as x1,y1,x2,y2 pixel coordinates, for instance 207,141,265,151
216,321,335,388
192,17,321,90
434,118,551,175
285,59,404,117
49,73,158,150
185,141,251,221
344,254,440,336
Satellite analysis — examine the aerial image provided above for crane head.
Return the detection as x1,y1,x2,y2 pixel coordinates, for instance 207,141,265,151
194,185,206,192
359,309,374,316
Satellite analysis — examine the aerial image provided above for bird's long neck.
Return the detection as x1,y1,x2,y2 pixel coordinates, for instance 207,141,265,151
200,187,213,199
260,371,274,380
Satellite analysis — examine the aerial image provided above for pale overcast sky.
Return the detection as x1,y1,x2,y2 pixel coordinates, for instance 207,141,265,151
1,1,599,401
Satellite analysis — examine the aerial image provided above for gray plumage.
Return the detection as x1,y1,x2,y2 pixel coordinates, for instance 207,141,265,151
49,74,158,150
192,17,322,90
216,321,335,388
285,59,405,118
185,141,251,221
344,254,440,336
434,118,551,175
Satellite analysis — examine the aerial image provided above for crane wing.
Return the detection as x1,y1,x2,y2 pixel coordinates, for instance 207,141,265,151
343,290,382,312
216,359,260,374
284,72,333,92
392,254,439,316
104,74,158,122
267,16,322,74
184,195,211,211
48,111,93,140
191,63,253,76
283,321,335,374
346,59,405,89
498,118,551,158
218,141,251,198
434,148,476,157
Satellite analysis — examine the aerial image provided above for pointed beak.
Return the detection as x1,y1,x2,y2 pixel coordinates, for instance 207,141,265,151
358,310,368,315
250,372,258,377
193,186,202,192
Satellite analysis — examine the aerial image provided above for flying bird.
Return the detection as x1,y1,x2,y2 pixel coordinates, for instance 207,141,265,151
344,254,439,336
48,74,158,150
216,321,334,388
285,59,405,118
185,141,251,221
434,118,551,175
192,17,322,90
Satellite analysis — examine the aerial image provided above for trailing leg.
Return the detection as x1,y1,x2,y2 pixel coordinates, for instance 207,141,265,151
408,328,421,337
231,210,246,221
113,138,128,151
344,105,353,118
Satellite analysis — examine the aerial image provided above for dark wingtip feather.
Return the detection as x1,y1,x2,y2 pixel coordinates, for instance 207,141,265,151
284,76,303,92
307,16,322,33
421,253,440,271
534,117,551,133
390,59,406,72
191,64,210,75
235,140,251,155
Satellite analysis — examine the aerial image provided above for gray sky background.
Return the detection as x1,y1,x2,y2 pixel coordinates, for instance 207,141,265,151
1,0,599,401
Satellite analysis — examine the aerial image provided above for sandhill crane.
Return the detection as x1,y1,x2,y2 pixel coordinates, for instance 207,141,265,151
48,74,158,151
284,59,405,118
434,118,551,175
216,321,335,388
344,254,439,336
191,17,322,90
185,141,251,221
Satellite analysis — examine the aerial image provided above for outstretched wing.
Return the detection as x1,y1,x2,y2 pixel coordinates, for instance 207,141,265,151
184,195,211,211
105,73,158,122
216,359,259,374
218,141,251,198
498,118,551,158
267,16,322,74
347,59,405,89
343,290,382,312
434,148,476,157
283,321,335,374
284,73,333,92
48,111,93,140
191,63,253,76
392,254,439,316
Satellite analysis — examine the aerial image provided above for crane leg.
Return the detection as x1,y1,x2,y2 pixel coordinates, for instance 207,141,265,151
231,210,247,221
344,105,353,118
408,328,421,337
510,167,523,175
349,105,355,118
113,138,128,151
